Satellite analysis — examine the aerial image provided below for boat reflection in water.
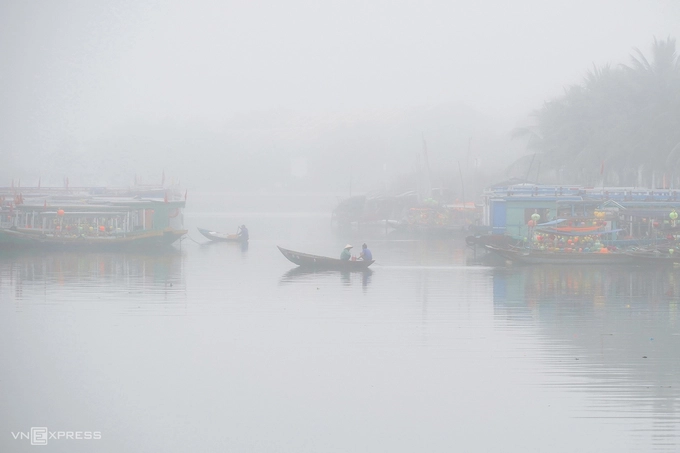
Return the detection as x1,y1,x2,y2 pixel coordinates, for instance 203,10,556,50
0,249,186,307
492,265,680,442
197,236,249,252
280,267,373,289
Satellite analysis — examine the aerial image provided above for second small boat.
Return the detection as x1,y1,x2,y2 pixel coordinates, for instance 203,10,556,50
197,227,245,242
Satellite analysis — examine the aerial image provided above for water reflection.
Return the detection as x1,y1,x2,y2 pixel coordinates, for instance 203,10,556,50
280,267,373,289
0,250,186,305
492,265,680,445
195,237,250,253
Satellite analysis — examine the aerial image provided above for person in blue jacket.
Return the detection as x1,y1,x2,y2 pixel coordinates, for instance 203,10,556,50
359,243,372,261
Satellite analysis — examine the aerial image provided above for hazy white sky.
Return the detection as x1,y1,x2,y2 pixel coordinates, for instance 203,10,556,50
1,0,678,185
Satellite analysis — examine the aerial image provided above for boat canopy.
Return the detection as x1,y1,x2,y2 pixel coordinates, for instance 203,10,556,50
536,219,567,227
536,228,624,237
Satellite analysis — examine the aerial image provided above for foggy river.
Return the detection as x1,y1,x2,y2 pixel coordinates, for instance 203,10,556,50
1,193,679,452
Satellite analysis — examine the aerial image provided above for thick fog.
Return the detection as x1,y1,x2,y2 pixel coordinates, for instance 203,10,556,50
1,0,678,192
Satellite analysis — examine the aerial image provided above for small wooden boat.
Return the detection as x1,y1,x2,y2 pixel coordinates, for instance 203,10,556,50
484,245,635,265
197,227,245,242
277,246,374,270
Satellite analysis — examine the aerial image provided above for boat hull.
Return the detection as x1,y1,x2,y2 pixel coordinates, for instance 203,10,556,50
0,227,186,251
485,245,635,265
197,227,245,242
625,250,680,264
277,246,374,270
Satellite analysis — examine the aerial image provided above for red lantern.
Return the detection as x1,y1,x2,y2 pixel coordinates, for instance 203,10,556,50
99,225,105,232
57,209,65,217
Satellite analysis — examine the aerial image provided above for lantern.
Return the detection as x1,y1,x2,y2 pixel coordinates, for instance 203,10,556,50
527,220,535,227
670,210,678,220
99,225,106,232
531,212,540,222
57,209,65,217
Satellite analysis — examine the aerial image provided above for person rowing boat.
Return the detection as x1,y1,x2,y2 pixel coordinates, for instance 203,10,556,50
238,225,249,241
359,243,372,261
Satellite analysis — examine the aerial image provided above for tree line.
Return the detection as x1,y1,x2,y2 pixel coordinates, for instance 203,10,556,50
512,37,680,188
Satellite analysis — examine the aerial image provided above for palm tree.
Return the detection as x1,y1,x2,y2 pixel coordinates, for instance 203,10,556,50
622,37,680,183
511,37,680,187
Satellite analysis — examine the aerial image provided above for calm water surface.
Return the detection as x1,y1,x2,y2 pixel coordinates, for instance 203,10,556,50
1,193,679,452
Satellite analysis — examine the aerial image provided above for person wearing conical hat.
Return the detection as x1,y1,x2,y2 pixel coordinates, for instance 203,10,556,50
340,244,353,261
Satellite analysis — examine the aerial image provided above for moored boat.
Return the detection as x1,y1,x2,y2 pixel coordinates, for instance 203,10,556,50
485,245,635,265
0,188,187,251
277,246,374,270
197,227,244,242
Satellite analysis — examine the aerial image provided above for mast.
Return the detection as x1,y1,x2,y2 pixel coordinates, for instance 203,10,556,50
421,133,432,199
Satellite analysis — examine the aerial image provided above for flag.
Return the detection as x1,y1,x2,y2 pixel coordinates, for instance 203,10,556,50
162,170,165,186
184,189,187,201
600,161,604,175
38,177,41,188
